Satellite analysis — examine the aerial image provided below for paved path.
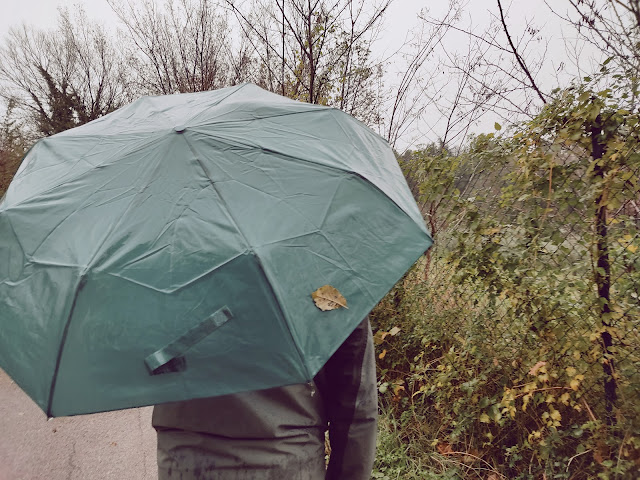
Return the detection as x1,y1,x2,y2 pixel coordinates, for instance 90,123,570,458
0,369,157,480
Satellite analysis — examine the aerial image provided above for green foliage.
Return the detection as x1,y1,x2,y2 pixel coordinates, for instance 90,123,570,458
373,79,640,479
0,101,28,197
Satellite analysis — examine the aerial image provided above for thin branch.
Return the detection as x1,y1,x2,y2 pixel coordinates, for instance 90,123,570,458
497,0,547,104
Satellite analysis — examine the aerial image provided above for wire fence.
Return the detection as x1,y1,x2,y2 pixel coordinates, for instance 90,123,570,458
372,100,640,478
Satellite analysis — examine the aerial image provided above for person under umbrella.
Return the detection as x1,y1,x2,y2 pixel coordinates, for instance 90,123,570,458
153,317,377,480
0,84,431,478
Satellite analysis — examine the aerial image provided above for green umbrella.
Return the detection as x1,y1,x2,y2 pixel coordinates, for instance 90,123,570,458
0,84,432,417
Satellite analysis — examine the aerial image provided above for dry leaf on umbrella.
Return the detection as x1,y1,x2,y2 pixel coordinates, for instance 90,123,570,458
311,285,348,311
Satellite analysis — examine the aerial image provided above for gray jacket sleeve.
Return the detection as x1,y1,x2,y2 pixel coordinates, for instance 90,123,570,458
314,317,378,480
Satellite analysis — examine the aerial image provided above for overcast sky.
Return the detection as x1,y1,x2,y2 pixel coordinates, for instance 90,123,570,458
0,0,577,64
2,0,427,49
0,0,603,148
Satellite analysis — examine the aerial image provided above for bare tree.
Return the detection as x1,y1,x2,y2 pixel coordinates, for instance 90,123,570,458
391,0,549,151
0,8,131,136
560,0,639,72
108,0,234,94
382,5,462,149
546,0,640,105
225,0,389,125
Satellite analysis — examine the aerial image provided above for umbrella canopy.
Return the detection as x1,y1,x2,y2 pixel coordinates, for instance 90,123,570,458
0,83,432,417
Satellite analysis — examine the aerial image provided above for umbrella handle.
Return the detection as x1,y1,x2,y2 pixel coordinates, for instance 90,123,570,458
144,306,233,375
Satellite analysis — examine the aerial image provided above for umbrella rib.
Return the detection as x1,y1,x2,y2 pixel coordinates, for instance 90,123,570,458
189,107,332,128
179,83,252,126
2,213,27,265
39,147,174,410
104,251,246,294
46,274,87,417
50,84,251,139
222,179,328,234
252,253,314,382
4,134,166,210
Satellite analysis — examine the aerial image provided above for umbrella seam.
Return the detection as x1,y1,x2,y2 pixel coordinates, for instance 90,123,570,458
53,108,336,139
182,137,253,251
188,108,333,128
86,137,191,271
139,84,250,135
175,132,425,233
54,93,387,145
48,108,335,137
256,230,322,249
25,166,142,263
183,135,313,381
7,137,103,193
179,83,251,126
51,84,251,139
348,172,431,236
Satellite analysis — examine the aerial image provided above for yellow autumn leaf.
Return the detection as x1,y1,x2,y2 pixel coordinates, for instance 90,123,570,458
393,384,405,395
617,235,638,252
374,331,389,345
389,326,401,336
570,378,582,391
378,349,387,360
528,430,542,442
480,413,490,423
311,285,348,311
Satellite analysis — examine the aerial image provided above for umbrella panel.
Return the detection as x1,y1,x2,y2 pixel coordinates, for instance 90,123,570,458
50,253,306,417
0,85,433,416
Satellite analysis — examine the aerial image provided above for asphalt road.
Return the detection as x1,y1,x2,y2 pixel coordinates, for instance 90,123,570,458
0,368,157,480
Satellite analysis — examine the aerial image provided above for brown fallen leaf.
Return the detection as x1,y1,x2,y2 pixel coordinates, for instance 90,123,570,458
311,285,348,311
436,442,454,454
528,361,547,376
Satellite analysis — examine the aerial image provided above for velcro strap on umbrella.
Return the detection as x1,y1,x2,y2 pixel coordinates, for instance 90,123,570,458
145,306,233,375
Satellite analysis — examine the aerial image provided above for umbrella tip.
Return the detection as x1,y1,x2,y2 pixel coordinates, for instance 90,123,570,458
174,125,187,133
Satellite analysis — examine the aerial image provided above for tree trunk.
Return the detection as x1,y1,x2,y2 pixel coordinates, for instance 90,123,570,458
591,115,617,424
